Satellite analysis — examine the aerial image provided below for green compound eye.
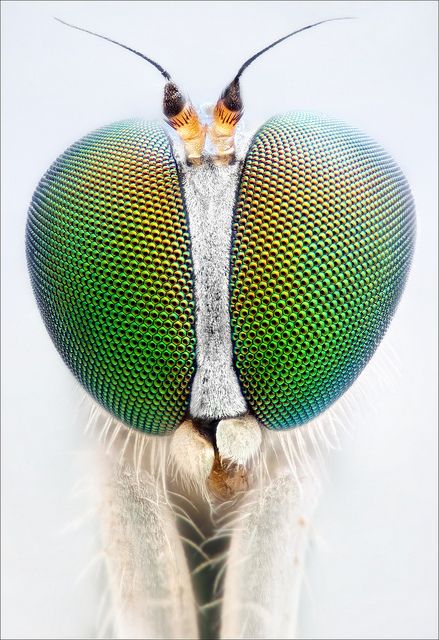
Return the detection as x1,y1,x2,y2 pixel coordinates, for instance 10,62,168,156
26,120,196,434
230,112,415,430
26,112,415,436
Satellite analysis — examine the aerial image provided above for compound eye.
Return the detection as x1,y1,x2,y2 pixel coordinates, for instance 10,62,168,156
26,120,195,434
230,112,415,430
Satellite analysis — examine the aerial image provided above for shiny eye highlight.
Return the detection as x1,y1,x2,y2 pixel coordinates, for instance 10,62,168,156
230,112,415,430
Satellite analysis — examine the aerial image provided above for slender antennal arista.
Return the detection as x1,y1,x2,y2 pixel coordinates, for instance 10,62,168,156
54,17,172,81
233,17,355,82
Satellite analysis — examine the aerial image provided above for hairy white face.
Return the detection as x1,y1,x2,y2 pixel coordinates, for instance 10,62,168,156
2,5,436,633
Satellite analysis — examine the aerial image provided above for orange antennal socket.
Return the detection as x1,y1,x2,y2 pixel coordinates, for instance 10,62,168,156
164,82,206,165
209,79,243,165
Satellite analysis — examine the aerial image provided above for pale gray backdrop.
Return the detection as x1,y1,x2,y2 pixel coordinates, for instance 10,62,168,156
2,1,438,638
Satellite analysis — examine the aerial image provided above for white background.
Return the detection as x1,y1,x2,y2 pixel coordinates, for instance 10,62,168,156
1,1,438,638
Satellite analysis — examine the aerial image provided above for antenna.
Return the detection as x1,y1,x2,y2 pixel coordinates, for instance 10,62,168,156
55,18,207,164
210,18,354,165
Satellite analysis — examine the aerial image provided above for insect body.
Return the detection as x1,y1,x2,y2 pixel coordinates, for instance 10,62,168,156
25,17,416,639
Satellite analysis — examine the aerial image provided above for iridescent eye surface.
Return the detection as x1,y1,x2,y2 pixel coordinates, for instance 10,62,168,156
230,112,415,430
26,120,196,434
27,110,415,436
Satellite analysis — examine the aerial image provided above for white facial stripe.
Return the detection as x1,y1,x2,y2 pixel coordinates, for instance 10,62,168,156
179,157,248,419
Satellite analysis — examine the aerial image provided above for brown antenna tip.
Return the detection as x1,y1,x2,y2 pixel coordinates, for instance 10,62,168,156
221,78,243,112
163,82,185,117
